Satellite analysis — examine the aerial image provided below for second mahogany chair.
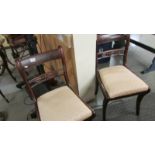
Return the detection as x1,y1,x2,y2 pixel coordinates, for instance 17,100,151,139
16,46,95,121
95,34,150,120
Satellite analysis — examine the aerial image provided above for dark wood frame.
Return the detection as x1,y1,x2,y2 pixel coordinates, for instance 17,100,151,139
95,34,150,120
16,46,95,121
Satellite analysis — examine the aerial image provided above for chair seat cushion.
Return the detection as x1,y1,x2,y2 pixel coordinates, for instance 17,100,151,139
98,65,149,99
37,86,93,121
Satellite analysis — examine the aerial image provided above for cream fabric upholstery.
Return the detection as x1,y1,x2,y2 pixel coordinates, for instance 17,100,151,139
99,65,149,99
37,86,92,121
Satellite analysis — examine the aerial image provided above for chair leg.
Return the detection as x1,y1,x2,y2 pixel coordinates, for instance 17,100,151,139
136,93,146,116
95,78,99,95
0,90,9,103
0,48,16,82
103,99,109,121
6,65,16,82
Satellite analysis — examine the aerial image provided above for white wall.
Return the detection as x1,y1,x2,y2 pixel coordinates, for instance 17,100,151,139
73,34,96,102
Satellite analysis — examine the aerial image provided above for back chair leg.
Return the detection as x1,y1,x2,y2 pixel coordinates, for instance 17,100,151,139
136,93,146,116
103,99,109,121
6,65,16,82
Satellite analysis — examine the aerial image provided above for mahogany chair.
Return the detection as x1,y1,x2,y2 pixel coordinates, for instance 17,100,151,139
16,46,95,121
95,34,150,120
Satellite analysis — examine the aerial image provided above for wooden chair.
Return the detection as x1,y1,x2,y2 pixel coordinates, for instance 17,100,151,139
16,46,95,121
95,34,150,120
6,34,29,59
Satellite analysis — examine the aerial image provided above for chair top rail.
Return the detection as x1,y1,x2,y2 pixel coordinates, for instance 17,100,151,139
19,48,61,69
97,34,130,45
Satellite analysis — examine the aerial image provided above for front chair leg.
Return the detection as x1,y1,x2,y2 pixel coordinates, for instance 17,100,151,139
136,93,146,116
103,99,109,121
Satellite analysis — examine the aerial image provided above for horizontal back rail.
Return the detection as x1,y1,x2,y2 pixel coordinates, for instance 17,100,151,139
97,34,130,45
97,47,125,59
19,48,61,69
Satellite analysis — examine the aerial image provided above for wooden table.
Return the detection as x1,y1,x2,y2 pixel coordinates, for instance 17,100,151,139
130,34,155,73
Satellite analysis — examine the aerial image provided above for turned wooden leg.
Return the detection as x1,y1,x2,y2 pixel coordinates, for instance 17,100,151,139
136,93,146,116
103,99,109,121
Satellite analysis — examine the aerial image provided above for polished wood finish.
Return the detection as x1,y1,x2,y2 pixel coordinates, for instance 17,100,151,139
96,34,150,120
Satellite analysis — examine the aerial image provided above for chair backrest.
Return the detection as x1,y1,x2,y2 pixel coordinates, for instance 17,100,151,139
7,34,27,46
96,34,130,67
16,46,69,102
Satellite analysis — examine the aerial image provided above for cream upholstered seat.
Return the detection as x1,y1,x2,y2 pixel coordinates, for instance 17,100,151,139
37,86,93,121
16,47,94,121
99,65,149,99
